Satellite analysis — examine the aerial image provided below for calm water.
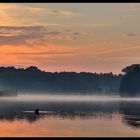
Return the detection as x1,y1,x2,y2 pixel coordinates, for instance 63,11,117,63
0,94,140,137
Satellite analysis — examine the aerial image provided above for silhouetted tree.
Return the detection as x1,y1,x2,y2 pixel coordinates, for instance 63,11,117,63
0,66,123,94
120,64,140,96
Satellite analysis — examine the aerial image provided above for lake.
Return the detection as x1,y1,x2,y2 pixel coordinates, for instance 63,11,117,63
0,94,140,137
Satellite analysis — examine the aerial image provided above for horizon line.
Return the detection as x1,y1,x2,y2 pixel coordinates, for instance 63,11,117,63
0,65,124,75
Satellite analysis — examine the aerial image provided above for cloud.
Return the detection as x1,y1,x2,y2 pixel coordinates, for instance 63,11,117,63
0,25,95,46
125,33,137,37
47,31,61,35
121,32,139,40
123,33,138,38
0,26,47,46
52,9,79,17
0,26,44,36
0,4,80,26
97,46,140,55
25,5,80,17
72,32,81,35
86,23,112,28
8,51,74,55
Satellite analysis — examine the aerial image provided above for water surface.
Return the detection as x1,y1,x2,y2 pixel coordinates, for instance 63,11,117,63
0,94,140,137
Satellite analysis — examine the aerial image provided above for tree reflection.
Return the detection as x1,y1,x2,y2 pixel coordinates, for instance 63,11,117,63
0,100,118,122
119,102,140,129
0,99,139,129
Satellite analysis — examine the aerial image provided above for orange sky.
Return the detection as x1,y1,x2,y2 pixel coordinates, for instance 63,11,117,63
0,3,140,74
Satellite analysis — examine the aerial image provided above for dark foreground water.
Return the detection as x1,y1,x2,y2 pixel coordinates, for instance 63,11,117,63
0,94,140,137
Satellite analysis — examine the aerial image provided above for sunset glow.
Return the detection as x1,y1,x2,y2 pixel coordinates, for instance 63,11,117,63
0,3,140,73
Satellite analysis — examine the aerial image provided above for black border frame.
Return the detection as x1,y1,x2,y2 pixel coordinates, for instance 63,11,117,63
0,1,139,139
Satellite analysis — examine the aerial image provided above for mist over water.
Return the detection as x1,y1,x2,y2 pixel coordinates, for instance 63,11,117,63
0,93,140,102
0,92,139,136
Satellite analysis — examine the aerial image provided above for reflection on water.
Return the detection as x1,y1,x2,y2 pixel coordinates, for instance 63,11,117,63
0,99,119,122
0,94,140,136
120,102,140,129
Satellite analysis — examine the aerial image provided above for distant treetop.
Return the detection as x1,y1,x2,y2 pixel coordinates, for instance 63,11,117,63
122,64,140,74
120,64,140,96
25,66,41,72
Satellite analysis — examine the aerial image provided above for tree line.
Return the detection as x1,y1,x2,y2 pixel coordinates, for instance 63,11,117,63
0,66,123,94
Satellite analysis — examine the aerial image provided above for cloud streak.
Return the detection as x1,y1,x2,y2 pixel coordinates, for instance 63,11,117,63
0,26,47,46
0,4,80,26
123,33,138,38
0,25,96,46
8,51,74,55
97,46,140,56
